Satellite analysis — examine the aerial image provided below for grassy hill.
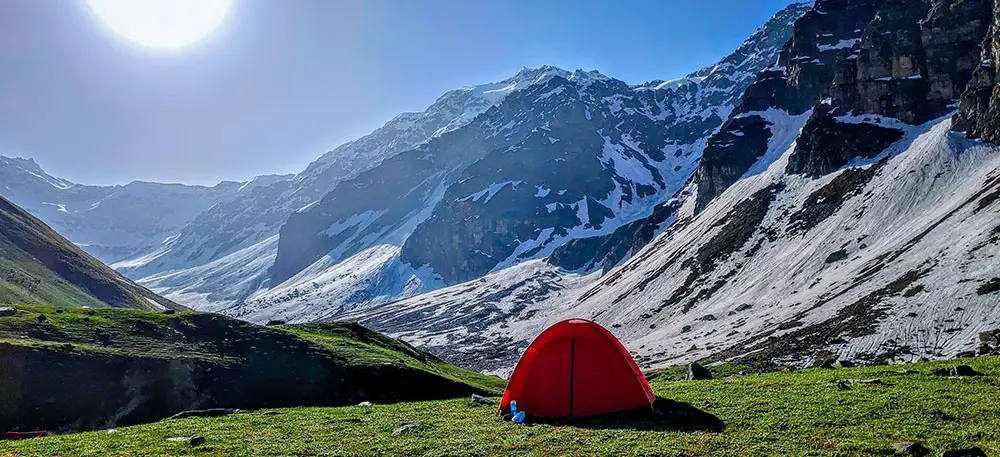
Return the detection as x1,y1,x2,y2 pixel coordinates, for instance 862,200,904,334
0,305,504,435
3,356,998,456
0,196,182,311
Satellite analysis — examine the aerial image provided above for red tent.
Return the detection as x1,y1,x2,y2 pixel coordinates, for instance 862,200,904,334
499,319,655,418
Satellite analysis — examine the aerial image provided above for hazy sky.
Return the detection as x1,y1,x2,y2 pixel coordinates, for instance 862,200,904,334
0,0,800,186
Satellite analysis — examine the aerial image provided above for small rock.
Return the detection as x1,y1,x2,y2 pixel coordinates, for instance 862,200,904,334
35,314,47,324
835,380,849,390
166,436,190,442
698,314,717,321
470,394,495,406
188,436,206,446
162,310,176,315
0,307,16,317
915,408,950,420
86,309,95,316
681,325,692,333
940,448,987,457
954,351,976,359
686,362,712,381
266,319,286,326
106,429,117,434
724,371,746,380
55,309,64,314
892,441,930,456
262,411,281,416
735,304,753,312
392,422,420,436
62,343,73,350
357,401,372,406
837,360,856,368
169,408,238,420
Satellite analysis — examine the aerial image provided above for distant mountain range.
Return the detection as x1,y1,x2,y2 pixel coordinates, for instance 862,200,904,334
3,0,999,375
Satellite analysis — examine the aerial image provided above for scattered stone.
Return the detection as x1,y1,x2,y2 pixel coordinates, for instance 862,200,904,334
1,306,18,317
392,422,420,436
892,441,930,456
915,408,950,420
266,319,286,326
169,408,239,420
357,401,372,406
841,379,884,385
838,360,856,368
262,411,281,416
724,371,746,380
188,436,206,446
940,448,987,457
931,366,983,377
470,394,495,406
686,362,712,381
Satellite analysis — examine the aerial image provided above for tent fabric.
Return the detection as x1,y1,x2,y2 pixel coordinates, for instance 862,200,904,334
499,319,655,418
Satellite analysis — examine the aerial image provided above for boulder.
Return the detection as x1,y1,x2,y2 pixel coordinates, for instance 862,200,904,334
931,366,983,377
0,307,15,317
35,314,46,324
188,436,206,446
686,362,712,381
892,441,930,456
940,448,987,457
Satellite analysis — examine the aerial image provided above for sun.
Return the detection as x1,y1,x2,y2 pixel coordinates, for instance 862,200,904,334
87,0,231,49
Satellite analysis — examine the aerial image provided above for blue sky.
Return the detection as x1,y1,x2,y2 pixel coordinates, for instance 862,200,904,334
0,0,800,185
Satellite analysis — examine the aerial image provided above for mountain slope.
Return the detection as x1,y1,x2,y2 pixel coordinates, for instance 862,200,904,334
0,156,285,264
229,3,809,324
0,195,182,310
345,0,1000,374
121,67,583,306
0,304,502,434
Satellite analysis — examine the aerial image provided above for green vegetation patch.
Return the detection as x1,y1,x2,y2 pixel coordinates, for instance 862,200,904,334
4,357,999,456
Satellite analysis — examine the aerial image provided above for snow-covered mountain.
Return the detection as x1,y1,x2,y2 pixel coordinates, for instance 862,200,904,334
0,156,285,264
116,66,596,309
344,0,1000,375
207,3,810,324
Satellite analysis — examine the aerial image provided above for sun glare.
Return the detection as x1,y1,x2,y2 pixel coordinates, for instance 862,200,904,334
87,0,231,49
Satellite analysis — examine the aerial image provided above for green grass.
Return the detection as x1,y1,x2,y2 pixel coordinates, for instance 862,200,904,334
0,304,503,393
4,356,999,456
0,196,178,311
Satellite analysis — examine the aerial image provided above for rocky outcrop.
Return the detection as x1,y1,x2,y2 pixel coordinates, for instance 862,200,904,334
694,0,884,210
829,0,994,124
786,105,904,176
954,0,1000,144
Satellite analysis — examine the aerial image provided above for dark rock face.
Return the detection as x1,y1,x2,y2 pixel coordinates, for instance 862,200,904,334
954,1,1000,144
979,329,1000,354
694,0,884,210
830,0,994,124
786,105,904,176
686,362,713,380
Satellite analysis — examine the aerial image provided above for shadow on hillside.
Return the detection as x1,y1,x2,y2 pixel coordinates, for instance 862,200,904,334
525,397,725,432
